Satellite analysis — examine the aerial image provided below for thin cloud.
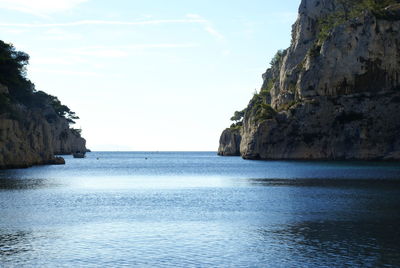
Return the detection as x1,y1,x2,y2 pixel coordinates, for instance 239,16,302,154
43,28,83,41
31,68,98,76
0,16,225,43
51,44,200,59
204,26,224,41
186,14,202,19
2,28,27,34
70,43,199,50
72,48,128,58
0,0,89,14
31,56,88,65
0,12,224,43
123,43,199,49
185,13,225,42
0,19,208,28
0,15,225,43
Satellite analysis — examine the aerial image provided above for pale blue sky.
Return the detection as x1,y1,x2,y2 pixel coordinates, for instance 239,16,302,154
0,0,299,151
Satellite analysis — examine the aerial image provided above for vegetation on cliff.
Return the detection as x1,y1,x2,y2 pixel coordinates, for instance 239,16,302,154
317,0,400,43
219,0,400,160
228,48,285,129
0,40,86,168
0,41,79,124
228,0,400,124
229,109,245,129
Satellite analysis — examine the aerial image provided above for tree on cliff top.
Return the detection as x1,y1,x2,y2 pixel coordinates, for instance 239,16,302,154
0,41,34,103
0,40,79,124
230,109,246,123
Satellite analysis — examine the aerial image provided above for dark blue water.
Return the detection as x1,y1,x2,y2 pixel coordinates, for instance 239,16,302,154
0,152,400,267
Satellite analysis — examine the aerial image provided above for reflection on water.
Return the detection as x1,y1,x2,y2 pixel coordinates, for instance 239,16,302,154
0,152,399,267
0,178,59,190
269,220,400,267
0,231,33,257
249,178,400,188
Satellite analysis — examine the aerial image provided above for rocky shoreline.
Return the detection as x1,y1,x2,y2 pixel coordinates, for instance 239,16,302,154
0,42,87,169
218,0,400,160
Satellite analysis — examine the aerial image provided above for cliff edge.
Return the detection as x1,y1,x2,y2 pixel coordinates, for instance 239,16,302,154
219,0,400,160
0,41,86,168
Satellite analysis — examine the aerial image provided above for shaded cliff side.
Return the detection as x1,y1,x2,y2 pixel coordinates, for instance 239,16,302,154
219,0,400,160
218,128,241,156
0,41,86,169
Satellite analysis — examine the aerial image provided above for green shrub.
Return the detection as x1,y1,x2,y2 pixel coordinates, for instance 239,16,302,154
230,122,243,130
261,78,275,94
230,109,246,123
270,49,287,67
253,103,276,123
0,41,80,125
316,0,399,44
71,128,82,136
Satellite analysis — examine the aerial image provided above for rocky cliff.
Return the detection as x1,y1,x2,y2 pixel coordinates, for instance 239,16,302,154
0,41,86,169
218,128,241,156
219,0,400,160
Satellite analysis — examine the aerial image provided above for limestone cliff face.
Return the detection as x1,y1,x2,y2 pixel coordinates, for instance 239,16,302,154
50,116,87,155
219,0,400,160
0,40,87,169
218,128,241,156
240,92,400,160
0,84,86,169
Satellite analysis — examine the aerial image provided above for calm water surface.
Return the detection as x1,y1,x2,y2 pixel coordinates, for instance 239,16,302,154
0,152,400,267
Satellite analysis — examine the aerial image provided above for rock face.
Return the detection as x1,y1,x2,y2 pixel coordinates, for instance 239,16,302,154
51,118,87,155
218,128,241,156
0,86,86,169
219,0,400,160
0,40,86,169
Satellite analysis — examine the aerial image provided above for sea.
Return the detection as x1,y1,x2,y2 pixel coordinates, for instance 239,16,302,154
0,151,399,267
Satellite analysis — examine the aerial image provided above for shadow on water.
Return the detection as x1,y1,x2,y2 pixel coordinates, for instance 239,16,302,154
0,153,399,266
260,220,400,267
248,177,400,267
0,178,59,190
248,178,400,188
0,231,33,257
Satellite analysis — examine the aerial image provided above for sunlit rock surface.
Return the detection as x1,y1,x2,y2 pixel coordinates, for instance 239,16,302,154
0,83,86,169
219,0,400,160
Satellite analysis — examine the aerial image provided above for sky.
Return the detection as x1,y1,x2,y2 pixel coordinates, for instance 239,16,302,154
0,0,300,151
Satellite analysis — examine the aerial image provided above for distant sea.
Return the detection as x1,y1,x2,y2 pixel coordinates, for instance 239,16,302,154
1,152,400,267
